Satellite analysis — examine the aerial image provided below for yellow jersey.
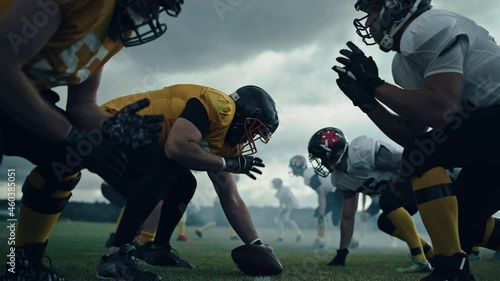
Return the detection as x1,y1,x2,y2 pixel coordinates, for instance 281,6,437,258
102,84,241,158
1,0,123,89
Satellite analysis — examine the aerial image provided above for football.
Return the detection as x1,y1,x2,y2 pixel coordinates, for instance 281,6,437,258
231,244,283,276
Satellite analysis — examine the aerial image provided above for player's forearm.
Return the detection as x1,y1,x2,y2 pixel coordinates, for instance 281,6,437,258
366,103,428,147
166,141,225,171
66,102,111,131
219,193,259,244
0,69,71,142
339,216,355,249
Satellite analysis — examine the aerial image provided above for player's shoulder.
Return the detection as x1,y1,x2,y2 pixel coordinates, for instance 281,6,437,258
400,9,465,57
348,135,378,167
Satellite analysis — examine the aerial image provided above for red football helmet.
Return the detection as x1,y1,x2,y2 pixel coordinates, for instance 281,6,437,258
289,155,307,176
307,127,348,177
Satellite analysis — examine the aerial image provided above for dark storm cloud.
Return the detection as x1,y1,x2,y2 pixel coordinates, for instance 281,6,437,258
119,0,355,73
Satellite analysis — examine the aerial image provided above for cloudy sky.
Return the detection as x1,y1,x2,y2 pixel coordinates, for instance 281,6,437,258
1,0,499,209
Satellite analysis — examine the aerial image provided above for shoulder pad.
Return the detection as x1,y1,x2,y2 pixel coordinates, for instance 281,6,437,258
348,135,377,167
400,10,465,57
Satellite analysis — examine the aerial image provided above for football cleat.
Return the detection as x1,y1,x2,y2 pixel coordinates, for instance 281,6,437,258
230,235,239,240
275,237,284,242
312,238,326,249
468,251,481,261
420,253,475,281
144,246,195,268
195,230,203,238
96,244,161,281
0,243,70,281
349,240,360,249
394,258,431,273
296,233,303,242
491,251,500,261
134,241,153,260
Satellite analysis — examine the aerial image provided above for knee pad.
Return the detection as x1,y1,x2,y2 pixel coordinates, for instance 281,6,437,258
379,191,402,214
377,213,396,235
21,167,80,214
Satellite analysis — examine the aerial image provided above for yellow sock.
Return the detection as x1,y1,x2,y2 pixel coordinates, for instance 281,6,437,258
16,170,75,247
388,207,426,262
140,231,156,245
178,220,186,236
16,203,61,247
420,236,434,258
317,217,327,238
478,217,500,251
412,167,460,256
198,221,216,232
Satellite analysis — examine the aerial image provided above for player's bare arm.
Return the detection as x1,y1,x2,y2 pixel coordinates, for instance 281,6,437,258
166,117,226,171
0,0,70,142
375,72,464,128
339,193,358,249
66,68,111,130
208,170,259,244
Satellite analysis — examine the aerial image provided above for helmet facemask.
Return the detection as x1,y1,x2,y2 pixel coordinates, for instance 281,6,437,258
226,86,279,156
353,0,431,52
239,117,273,155
114,0,184,47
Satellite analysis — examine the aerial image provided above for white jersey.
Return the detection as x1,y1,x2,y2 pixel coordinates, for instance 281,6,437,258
275,186,300,209
393,9,500,107
303,167,336,193
331,136,400,195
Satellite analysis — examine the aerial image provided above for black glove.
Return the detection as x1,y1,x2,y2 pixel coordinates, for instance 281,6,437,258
251,239,274,252
224,156,264,180
102,98,165,149
336,72,379,113
62,126,127,177
332,41,385,94
318,214,326,230
327,248,349,266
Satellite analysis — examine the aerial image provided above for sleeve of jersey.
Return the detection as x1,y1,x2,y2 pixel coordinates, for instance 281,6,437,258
179,98,209,135
374,143,401,171
348,136,376,171
309,174,322,190
400,11,467,76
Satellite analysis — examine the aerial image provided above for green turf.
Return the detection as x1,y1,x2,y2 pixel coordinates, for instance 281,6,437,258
1,221,499,281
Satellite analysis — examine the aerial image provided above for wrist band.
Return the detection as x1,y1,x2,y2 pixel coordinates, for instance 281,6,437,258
221,157,226,171
249,238,261,245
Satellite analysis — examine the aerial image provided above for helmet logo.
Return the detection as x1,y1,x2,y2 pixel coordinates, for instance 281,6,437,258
319,130,342,152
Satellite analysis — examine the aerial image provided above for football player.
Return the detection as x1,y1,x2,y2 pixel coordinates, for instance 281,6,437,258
95,84,279,280
0,1,185,280
308,127,433,273
271,178,303,242
289,155,356,249
332,0,500,280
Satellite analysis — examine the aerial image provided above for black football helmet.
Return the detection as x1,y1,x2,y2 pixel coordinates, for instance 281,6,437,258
354,0,432,51
114,0,184,47
272,178,283,188
307,127,348,178
289,155,307,176
226,85,279,155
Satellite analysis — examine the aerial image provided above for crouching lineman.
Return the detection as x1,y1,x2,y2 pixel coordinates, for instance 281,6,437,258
95,84,280,280
307,127,433,273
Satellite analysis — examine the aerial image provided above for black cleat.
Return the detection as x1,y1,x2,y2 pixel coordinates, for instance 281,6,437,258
0,242,71,281
96,244,161,281
144,246,195,269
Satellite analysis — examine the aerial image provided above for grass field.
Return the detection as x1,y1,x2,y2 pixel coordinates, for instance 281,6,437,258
1,221,499,281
